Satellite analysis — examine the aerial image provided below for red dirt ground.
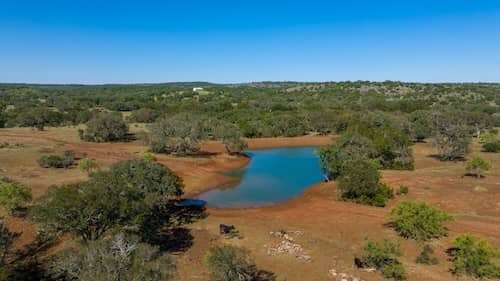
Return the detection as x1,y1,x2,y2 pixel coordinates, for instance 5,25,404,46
0,128,498,281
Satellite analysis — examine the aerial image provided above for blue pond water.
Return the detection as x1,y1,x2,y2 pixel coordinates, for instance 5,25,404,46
194,147,323,208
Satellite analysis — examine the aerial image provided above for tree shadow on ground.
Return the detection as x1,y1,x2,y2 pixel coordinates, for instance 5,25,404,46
427,154,466,162
463,172,485,179
139,200,207,254
254,269,277,281
5,235,58,281
5,260,47,281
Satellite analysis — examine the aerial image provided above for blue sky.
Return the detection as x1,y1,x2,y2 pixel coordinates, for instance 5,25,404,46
1,0,500,84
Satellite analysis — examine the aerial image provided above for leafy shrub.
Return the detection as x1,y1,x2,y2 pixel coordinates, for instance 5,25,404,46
78,159,99,176
482,141,500,152
128,108,160,123
143,152,157,162
448,235,500,279
364,239,406,280
146,114,205,155
0,182,32,214
430,111,471,160
37,155,65,168
396,185,409,195
37,150,75,168
79,113,129,142
479,133,497,143
337,159,392,207
466,156,492,178
389,201,452,241
416,245,438,265
47,233,175,281
205,245,257,281
32,159,184,241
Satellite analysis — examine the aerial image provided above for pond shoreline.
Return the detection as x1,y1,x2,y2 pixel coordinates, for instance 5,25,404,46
184,135,335,208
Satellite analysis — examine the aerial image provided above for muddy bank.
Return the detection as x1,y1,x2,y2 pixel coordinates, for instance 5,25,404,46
190,136,334,198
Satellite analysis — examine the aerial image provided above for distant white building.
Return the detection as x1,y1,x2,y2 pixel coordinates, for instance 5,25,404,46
193,87,204,92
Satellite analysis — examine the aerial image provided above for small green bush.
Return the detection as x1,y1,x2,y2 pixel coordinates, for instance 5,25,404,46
364,239,406,280
416,245,438,265
448,234,500,279
337,159,393,207
0,182,32,214
389,201,452,241
482,141,500,153
78,159,100,176
396,185,409,195
38,151,75,169
205,245,256,281
143,152,157,162
466,156,492,178
479,133,497,144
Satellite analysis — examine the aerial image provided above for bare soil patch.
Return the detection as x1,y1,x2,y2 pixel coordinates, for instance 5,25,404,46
1,128,499,281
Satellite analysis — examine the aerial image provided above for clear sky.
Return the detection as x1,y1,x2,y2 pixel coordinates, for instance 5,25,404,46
1,0,500,84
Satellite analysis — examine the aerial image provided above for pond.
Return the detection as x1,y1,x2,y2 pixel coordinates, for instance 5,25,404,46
194,147,324,208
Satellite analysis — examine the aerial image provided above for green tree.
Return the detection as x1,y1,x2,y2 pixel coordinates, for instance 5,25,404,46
146,114,206,155
15,107,63,131
466,156,492,178
337,159,392,206
0,182,32,215
211,120,248,154
47,233,175,281
205,245,257,281
319,133,377,178
363,239,406,281
430,112,471,160
101,159,184,198
408,110,433,142
32,159,184,241
79,113,129,142
78,159,100,176
389,201,452,241
448,235,500,279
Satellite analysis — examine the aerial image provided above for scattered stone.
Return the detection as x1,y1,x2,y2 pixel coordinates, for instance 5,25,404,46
328,269,337,277
297,254,312,262
362,267,376,272
267,240,303,255
473,186,488,192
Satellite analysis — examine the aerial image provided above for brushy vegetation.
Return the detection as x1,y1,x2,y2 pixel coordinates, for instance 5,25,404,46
0,182,32,215
1,82,497,142
416,245,438,265
1,82,500,280
31,159,184,240
396,185,409,196
79,113,129,142
465,156,492,178
448,234,500,279
482,141,500,152
78,158,100,176
205,245,257,281
389,201,452,241
46,233,175,281
363,239,407,280
337,159,394,207
37,150,75,169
